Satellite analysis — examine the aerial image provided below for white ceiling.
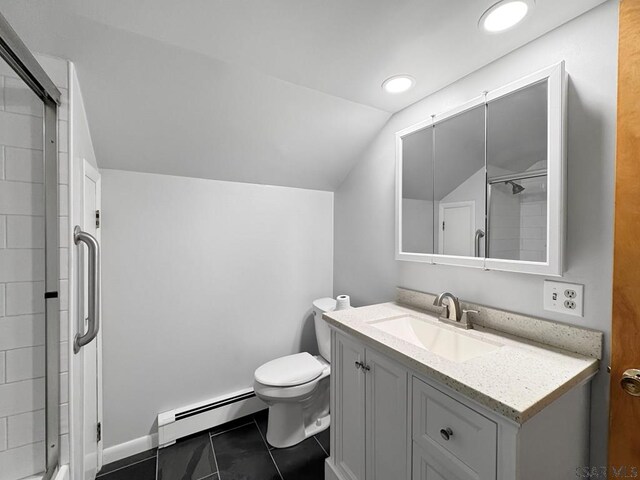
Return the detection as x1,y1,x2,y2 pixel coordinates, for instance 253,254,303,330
0,0,606,190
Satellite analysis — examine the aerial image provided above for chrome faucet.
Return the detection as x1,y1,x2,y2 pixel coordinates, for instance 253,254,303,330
433,292,475,330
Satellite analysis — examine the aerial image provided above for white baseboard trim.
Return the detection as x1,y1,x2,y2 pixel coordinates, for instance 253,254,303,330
103,433,158,465
325,458,343,480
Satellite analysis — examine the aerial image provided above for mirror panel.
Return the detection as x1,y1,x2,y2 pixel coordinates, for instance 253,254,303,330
401,127,434,254
396,62,564,275
433,105,485,257
486,81,548,261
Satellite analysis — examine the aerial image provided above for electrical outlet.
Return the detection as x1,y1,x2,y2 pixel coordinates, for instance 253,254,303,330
544,280,584,317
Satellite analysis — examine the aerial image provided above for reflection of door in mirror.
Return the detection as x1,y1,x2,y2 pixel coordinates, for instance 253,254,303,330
487,81,548,262
401,127,434,254
434,104,485,257
439,201,475,256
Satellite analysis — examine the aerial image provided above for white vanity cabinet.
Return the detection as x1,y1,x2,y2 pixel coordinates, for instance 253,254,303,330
411,378,497,480
326,330,591,480
332,333,409,480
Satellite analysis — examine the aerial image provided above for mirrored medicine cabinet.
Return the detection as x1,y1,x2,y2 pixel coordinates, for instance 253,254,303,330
396,62,566,275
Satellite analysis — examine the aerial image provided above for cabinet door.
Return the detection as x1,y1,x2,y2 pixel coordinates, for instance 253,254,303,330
412,443,475,480
365,348,408,480
334,333,366,480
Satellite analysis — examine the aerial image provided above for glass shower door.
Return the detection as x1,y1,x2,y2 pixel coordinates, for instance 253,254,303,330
0,54,48,480
0,12,61,480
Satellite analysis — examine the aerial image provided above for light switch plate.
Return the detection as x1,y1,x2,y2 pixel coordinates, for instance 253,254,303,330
543,280,584,317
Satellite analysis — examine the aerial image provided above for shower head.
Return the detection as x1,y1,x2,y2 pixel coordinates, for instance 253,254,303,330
505,180,525,194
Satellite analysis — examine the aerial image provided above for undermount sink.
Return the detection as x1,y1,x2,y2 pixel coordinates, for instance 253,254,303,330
368,315,502,363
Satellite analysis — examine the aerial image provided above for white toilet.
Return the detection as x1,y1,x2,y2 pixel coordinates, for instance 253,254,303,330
253,297,336,448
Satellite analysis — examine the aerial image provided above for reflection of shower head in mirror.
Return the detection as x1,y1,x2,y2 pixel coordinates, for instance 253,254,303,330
505,180,525,194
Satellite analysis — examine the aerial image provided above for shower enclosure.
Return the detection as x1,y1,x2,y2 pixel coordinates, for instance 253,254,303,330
0,12,62,480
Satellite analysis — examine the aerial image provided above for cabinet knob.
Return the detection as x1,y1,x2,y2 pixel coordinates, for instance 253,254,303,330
440,427,453,441
362,364,371,372
355,361,363,370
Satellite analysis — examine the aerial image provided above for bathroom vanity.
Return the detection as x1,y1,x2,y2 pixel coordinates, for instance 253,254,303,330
323,290,601,480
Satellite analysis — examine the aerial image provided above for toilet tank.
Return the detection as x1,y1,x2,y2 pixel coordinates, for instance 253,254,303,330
312,297,336,362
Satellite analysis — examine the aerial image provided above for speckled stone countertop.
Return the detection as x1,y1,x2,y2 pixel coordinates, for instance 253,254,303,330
323,302,600,424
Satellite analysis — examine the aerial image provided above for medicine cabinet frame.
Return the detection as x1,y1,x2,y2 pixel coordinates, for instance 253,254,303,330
395,62,566,276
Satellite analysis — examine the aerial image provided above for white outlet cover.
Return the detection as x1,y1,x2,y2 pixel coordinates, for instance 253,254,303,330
543,280,584,317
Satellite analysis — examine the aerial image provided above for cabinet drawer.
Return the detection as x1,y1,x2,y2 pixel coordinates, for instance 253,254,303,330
412,442,478,480
412,377,497,479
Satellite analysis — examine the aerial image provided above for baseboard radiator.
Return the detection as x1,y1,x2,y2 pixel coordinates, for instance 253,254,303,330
158,387,266,448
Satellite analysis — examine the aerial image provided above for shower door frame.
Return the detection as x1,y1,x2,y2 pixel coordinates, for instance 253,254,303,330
0,12,62,480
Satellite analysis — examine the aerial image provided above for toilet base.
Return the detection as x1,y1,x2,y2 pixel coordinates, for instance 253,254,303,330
266,402,330,448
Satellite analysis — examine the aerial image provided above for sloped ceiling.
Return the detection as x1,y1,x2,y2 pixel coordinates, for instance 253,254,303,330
0,0,606,190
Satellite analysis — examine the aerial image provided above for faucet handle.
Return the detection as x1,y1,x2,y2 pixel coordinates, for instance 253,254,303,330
460,309,478,329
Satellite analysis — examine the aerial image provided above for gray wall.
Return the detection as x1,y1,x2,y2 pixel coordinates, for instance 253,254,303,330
101,170,333,448
334,1,617,466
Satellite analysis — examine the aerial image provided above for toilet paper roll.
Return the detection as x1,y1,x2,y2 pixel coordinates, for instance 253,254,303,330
335,294,351,311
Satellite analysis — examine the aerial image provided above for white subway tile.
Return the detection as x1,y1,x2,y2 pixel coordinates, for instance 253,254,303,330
59,280,68,311
59,216,69,247
521,250,546,262
59,433,69,464
521,227,545,240
0,441,45,480
0,58,19,78
521,215,546,228
0,314,45,350
6,216,44,248
0,352,5,384
6,346,45,382
521,238,546,251
4,147,43,183
59,404,68,435
0,418,6,451
5,281,44,316
59,248,68,280
59,372,68,404
0,284,5,316
0,146,4,179
0,378,45,417
0,215,5,248
7,409,44,448
59,341,68,373
0,110,43,150
4,78,43,118
58,121,68,154
59,311,68,342
58,184,68,216
0,181,44,216
58,153,68,185
0,249,45,282
58,88,69,122
0,76,4,110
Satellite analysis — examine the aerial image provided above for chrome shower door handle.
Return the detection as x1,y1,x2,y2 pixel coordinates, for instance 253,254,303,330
474,229,485,257
74,226,100,354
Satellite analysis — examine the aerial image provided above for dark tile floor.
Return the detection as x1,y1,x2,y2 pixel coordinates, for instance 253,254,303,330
97,410,330,480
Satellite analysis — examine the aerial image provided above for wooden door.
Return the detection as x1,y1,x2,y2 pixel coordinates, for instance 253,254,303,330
334,333,366,480
609,0,640,469
365,348,408,480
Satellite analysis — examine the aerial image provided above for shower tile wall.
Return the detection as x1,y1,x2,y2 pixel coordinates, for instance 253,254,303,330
0,54,70,480
518,179,548,262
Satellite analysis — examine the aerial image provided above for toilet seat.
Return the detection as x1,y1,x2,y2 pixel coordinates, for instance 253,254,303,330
255,352,324,387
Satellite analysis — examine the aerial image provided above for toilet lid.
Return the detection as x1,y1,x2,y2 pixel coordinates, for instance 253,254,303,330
255,352,324,387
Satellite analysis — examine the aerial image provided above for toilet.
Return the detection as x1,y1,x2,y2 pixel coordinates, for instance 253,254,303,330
253,297,336,448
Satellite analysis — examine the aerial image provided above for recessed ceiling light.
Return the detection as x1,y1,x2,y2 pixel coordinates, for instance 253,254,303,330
480,0,531,33
382,75,415,94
